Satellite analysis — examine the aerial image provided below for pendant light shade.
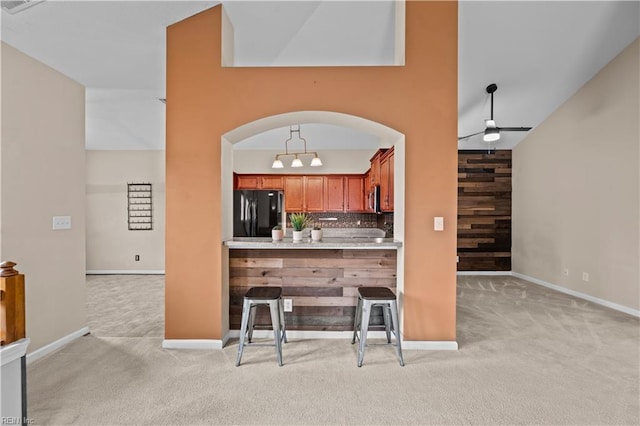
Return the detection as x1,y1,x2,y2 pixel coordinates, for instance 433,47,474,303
310,156,323,167
271,125,323,169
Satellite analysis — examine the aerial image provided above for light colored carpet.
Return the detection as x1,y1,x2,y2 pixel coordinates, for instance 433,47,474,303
26,274,639,425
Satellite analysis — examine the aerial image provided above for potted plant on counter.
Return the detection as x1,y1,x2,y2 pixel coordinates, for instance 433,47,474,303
289,213,310,242
271,225,284,241
311,225,323,241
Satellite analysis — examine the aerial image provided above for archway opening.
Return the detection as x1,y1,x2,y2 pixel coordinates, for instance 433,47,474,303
221,110,406,337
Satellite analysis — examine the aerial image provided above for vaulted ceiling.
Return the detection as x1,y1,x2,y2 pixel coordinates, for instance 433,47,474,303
1,1,638,151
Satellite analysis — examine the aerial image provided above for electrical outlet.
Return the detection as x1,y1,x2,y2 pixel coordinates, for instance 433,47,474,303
563,268,569,276
284,299,293,312
135,255,140,261
52,215,71,230
582,272,589,282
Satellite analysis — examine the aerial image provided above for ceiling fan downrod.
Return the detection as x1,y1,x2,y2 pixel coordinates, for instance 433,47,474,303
486,83,497,121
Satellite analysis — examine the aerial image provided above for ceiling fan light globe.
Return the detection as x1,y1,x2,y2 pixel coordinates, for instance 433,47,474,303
483,129,500,142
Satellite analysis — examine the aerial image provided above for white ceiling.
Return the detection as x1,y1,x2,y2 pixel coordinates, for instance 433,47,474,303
1,1,638,151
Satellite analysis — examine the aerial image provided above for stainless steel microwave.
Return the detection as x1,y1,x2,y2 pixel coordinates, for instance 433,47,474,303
369,185,381,214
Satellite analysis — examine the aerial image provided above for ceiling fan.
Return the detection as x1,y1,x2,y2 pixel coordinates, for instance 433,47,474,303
458,83,532,142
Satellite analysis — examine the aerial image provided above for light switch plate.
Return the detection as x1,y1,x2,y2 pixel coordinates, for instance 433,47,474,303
52,215,71,230
434,217,444,231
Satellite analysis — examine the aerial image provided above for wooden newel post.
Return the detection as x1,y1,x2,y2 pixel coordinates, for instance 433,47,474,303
1,261,26,346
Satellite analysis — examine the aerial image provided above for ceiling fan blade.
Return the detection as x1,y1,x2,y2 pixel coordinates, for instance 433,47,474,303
496,126,532,132
458,130,484,140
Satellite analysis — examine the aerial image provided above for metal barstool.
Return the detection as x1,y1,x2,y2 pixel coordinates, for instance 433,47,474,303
351,286,404,367
236,286,287,366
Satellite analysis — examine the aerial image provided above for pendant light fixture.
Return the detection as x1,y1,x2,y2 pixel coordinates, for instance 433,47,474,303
271,125,323,169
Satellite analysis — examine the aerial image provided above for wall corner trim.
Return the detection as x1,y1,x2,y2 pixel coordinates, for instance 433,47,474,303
162,339,225,350
512,272,640,318
403,341,459,350
26,327,89,365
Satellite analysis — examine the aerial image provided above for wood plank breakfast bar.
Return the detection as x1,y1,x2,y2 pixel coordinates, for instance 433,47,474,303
225,238,402,331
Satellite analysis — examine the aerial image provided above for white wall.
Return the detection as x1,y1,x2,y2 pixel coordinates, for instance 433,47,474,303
513,38,639,311
86,150,165,272
0,42,87,352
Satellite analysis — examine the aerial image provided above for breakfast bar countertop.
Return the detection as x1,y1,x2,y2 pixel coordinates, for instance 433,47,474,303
224,237,402,250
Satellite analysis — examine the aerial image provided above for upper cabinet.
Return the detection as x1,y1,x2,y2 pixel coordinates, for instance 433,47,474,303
304,176,325,212
324,175,365,212
369,149,387,188
261,175,285,190
284,175,324,212
234,165,388,214
234,174,284,190
380,147,394,212
345,176,365,212
324,176,345,212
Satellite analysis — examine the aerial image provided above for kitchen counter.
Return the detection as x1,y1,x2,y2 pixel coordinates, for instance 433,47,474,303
228,243,399,331
224,237,402,250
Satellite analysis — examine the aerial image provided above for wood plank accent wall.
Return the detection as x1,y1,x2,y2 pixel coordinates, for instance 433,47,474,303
458,150,512,271
229,249,397,331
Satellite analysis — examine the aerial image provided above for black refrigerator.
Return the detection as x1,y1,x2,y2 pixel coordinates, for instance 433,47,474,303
233,190,284,237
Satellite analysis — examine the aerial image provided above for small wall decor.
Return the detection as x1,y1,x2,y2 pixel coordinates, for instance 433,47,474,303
127,183,152,230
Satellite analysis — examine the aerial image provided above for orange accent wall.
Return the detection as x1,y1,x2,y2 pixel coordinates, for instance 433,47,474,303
166,2,458,341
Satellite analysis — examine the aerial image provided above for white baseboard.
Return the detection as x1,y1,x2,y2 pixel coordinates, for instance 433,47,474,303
86,270,165,275
512,272,640,318
26,327,89,365
162,339,224,350
457,271,512,276
403,340,458,350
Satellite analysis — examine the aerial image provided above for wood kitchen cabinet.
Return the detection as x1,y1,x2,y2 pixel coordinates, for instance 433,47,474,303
305,176,325,211
345,175,365,212
234,174,284,190
380,148,394,212
369,149,387,187
236,172,373,213
284,176,304,211
260,175,284,190
324,176,345,211
235,174,260,189
284,175,324,212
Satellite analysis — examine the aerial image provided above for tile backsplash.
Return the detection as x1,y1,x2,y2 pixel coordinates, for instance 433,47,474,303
285,212,394,236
